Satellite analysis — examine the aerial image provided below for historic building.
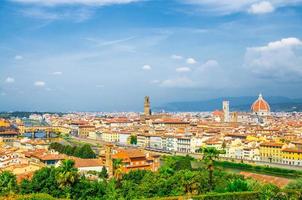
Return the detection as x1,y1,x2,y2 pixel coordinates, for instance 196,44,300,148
112,148,160,173
251,94,271,116
223,101,230,122
144,96,151,116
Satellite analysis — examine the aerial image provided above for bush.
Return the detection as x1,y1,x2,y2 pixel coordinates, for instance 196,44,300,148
49,142,96,158
149,191,260,200
193,192,259,200
0,193,65,200
285,178,302,189
16,193,64,200
215,161,302,178
149,190,302,200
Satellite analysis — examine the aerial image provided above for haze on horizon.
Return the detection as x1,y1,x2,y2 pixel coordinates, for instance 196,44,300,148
1,0,302,112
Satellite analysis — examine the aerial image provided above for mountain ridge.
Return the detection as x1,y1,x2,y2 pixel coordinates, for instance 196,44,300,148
156,96,302,112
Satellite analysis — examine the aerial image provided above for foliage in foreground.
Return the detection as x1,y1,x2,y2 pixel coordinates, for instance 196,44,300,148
1,155,302,200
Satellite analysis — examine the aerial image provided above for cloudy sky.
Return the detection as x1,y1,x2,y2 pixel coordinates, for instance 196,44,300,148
0,0,302,112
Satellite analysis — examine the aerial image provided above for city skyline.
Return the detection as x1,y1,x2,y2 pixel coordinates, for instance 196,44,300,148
1,0,302,111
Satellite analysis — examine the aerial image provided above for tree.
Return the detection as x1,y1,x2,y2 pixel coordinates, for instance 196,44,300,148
196,147,225,191
130,135,137,145
113,158,123,180
49,142,96,158
63,145,74,155
71,177,106,200
179,170,199,195
100,167,108,179
56,159,79,198
21,167,63,197
226,179,250,192
103,179,119,200
285,178,302,190
259,184,281,200
161,155,194,171
0,171,17,195
79,144,96,158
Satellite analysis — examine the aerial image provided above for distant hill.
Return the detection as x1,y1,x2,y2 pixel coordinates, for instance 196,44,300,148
156,96,302,112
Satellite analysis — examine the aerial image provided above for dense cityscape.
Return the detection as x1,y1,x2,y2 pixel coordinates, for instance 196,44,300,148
0,95,302,199
1,0,302,199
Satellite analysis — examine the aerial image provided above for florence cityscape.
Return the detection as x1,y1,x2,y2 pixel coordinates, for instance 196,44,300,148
1,0,302,199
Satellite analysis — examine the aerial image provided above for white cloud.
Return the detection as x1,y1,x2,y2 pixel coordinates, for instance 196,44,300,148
182,0,302,14
171,54,183,60
86,36,136,46
150,80,160,84
52,71,63,75
158,59,225,89
160,77,195,88
244,37,302,80
14,55,23,60
176,67,191,72
96,84,105,88
248,1,274,14
200,59,219,69
22,8,59,20
5,77,15,83
186,57,197,64
21,7,94,22
250,37,302,51
11,0,141,6
142,65,152,70
34,81,46,87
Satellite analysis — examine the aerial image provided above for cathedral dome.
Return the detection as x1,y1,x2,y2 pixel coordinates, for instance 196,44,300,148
251,94,270,114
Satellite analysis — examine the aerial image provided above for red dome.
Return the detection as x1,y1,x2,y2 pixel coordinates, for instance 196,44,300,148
251,94,270,113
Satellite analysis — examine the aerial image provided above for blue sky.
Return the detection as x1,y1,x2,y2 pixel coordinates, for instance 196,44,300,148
1,0,302,112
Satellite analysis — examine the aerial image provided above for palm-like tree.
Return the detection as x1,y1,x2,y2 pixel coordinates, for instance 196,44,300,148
56,159,78,198
196,147,225,190
181,170,198,195
112,158,123,180
0,171,17,195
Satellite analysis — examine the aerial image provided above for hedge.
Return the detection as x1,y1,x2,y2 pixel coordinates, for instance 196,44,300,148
0,194,66,200
215,161,302,178
192,191,259,200
150,190,302,200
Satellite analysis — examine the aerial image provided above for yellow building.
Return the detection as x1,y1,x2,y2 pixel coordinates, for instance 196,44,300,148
78,125,95,137
101,131,118,143
54,126,72,135
282,148,302,166
259,142,283,163
0,119,10,127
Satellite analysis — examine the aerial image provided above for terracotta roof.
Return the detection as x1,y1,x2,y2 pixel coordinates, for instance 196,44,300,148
106,118,132,123
24,149,66,161
260,142,283,148
282,148,302,153
251,94,270,113
112,149,146,160
39,154,66,161
153,118,189,124
71,157,104,168
79,125,95,128
0,131,18,135
212,110,224,117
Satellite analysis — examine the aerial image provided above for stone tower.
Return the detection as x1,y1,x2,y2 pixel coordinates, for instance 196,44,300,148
223,101,230,122
144,96,151,116
105,144,113,178
232,112,238,123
